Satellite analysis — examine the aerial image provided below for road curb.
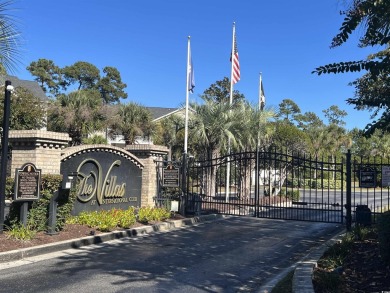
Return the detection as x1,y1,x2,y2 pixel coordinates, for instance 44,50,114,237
0,214,226,264
292,228,346,293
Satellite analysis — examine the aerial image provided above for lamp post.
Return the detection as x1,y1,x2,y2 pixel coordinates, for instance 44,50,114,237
0,80,12,233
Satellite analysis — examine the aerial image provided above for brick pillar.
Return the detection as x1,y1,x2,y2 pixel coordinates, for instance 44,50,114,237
125,144,168,207
9,130,71,177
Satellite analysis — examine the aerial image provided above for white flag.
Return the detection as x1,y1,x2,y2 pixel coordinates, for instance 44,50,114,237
259,74,265,110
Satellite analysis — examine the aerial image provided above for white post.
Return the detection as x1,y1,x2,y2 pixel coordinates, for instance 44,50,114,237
184,36,191,155
226,23,236,203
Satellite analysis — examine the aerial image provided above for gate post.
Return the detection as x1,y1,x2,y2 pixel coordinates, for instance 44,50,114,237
346,149,352,231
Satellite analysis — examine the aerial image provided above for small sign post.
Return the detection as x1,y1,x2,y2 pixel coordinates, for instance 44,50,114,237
14,163,41,226
162,163,180,187
359,167,377,188
382,166,390,187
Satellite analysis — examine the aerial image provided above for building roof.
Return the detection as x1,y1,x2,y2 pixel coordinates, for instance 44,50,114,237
146,107,181,121
0,75,48,102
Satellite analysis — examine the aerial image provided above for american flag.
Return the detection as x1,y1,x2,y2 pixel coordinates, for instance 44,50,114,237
231,32,240,84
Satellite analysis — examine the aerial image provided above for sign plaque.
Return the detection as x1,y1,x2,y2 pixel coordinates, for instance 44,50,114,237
14,163,41,201
162,163,180,187
382,166,390,187
359,167,377,188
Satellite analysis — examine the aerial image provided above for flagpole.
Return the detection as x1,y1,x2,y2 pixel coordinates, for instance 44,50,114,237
184,36,190,155
226,22,236,203
229,23,235,105
181,36,192,215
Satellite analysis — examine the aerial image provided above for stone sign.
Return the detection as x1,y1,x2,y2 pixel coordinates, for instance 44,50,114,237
61,147,143,215
14,163,41,201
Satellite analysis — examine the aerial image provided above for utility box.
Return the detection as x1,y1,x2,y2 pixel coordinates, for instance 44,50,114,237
186,193,202,216
356,205,372,226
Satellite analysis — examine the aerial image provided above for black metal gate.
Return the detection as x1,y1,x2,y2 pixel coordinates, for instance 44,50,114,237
185,149,390,228
347,151,390,227
185,149,345,223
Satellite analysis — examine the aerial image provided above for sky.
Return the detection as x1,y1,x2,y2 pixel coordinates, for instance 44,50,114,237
11,0,378,130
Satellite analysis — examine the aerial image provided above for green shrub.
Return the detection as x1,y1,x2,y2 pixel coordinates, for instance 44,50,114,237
317,233,354,270
70,208,138,231
94,210,119,232
6,222,37,241
137,206,154,224
352,224,373,241
286,178,300,188
377,211,390,264
6,174,72,232
137,207,171,223
150,207,171,221
118,207,137,229
71,210,117,232
279,189,300,202
310,179,345,189
72,211,100,227
5,177,14,200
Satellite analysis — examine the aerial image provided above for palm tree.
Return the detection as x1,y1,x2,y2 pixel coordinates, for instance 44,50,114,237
47,89,107,145
109,102,154,145
232,103,275,198
188,99,239,197
153,114,184,161
0,1,21,73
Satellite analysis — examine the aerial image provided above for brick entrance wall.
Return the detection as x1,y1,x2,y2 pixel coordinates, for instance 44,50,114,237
8,130,169,208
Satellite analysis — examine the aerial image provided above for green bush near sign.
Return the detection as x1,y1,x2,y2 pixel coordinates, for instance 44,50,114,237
6,221,37,241
137,206,171,224
68,207,171,232
6,174,73,232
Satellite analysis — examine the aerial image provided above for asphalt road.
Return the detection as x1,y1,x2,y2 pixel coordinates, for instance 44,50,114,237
0,216,342,293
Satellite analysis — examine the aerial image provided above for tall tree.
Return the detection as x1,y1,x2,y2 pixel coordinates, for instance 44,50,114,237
348,72,390,133
189,99,238,197
277,99,301,123
269,121,308,153
109,103,154,145
322,105,347,127
233,103,274,151
294,111,324,131
201,77,245,105
230,103,275,198
47,89,107,145
313,0,390,133
27,58,62,96
153,114,184,161
63,61,100,90
97,66,128,104
0,86,46,130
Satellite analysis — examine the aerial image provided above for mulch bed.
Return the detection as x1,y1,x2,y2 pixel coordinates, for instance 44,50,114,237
0,224,99,253
340,239,390,292
314,234,390,292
